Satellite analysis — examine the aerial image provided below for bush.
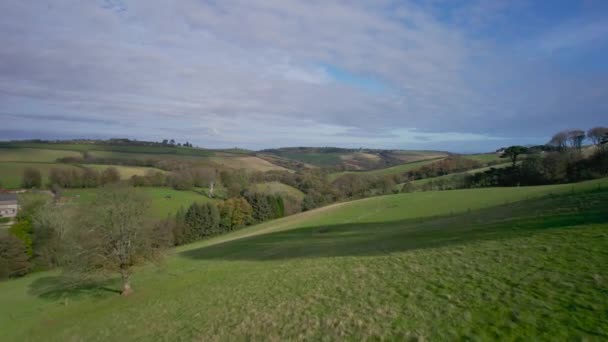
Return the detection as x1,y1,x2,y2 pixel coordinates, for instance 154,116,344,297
0,234,32,280
22,167,42,188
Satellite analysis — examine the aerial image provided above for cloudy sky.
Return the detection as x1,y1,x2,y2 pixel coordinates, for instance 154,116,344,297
1,0,607,152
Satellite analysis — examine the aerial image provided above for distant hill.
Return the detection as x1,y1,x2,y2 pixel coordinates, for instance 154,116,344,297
259,147,448,171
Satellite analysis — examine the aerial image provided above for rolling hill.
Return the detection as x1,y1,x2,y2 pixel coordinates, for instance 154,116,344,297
1,178,606,340
261,147,447,170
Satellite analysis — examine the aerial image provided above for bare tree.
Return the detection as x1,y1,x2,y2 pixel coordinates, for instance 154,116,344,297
65,187,162,296
587,127,608,148
549,131,568,151
566,129,586,150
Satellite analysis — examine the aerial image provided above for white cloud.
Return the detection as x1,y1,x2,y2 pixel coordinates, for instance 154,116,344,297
0,0,606,151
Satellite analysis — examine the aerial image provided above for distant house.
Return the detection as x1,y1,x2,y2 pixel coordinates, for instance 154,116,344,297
0,193,19,218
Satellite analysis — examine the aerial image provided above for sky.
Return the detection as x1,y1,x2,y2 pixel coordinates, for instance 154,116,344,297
1,0,607,152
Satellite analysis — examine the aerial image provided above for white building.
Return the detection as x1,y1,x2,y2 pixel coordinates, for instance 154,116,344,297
0,193,19,218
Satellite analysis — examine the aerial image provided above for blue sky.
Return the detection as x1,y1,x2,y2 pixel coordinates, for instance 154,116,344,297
0,0,607,152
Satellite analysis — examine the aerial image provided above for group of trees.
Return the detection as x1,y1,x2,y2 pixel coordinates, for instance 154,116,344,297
170,193,285,246
21,167,121,189
465,127,608,188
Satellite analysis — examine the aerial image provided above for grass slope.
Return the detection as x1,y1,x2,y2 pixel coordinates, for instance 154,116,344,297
409,162,512,187
1,179,607,340
248,181,305,200
0,148,81,163
329,157,444,181
63,187,216,218
0,142,215,157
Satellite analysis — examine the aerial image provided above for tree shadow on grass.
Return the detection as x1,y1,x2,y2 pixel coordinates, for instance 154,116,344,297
180,191,608,262
28,275,121,300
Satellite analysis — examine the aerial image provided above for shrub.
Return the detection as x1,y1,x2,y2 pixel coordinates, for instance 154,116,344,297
0,234,32,280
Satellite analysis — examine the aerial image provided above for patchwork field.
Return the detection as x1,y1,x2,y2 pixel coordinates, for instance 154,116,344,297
0,142,215,157
1,178,606,340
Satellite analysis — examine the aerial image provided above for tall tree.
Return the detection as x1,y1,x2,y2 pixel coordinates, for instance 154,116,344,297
64,187,161,296
502,146,528,167
549,131,568,151
566,129,586,150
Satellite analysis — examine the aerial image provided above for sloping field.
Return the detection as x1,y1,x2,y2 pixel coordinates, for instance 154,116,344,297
63,187,216,218
0,148,81,163
0,162,81,189
1,179,607,341
209,156,287,172
249,181,305,200
330,157,444,181
409,162,512,187
0,142,215,157
264,148,447,169
461,153,503,164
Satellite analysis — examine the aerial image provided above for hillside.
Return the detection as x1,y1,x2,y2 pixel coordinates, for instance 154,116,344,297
261,147,447,170
1,178,607,340
0,142,286,185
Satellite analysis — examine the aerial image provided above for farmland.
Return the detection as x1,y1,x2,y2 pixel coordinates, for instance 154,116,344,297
1,179,607,340
63,187,216,219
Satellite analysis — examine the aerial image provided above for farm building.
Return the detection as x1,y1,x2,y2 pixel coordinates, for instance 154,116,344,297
0,193,19,218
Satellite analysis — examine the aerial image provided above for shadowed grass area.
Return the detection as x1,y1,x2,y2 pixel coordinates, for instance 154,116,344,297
181,190,608,261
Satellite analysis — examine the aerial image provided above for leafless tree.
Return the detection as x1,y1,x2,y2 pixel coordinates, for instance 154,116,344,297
549,131,568,151
587,127,608,148
566,129,586,150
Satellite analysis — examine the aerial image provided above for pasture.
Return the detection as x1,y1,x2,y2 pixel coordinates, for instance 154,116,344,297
63,187,216,219
248,181,305,200
1,178,606,340
0,148,81,163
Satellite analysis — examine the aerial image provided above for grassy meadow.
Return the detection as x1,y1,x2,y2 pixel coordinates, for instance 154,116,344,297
1,178,607,340
249,181,305,199
0,148,81,163
461,153,504,164
63,187,216,219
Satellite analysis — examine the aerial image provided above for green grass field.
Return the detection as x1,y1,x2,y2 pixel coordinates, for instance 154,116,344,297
63,187,216,219
1,178,607,340
329,157,444,181
249,181,305,199
461,153,504,164
0,162,82,189
0,148,82,163
0,142,216,157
